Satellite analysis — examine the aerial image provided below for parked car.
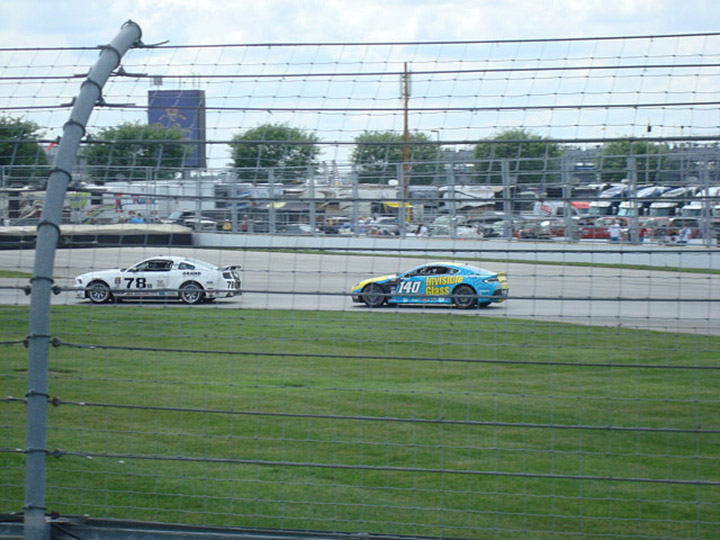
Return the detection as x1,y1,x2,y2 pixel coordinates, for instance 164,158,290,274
514,219,553,239
183,217,220,231
640,217,674,242
581,217,631,240
429,225,483,239
368,216,400,236
277,223,323,235
467,213,513,237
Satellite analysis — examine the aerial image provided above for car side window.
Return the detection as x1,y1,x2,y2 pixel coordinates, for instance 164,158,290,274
423,266,451,275
414,267,433,276
178,262,196,270
132,261,152,272
150,260,173,272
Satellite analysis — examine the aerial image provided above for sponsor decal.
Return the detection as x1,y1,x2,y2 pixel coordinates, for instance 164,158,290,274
426,285,450,295
425,275,463,296
426,275,463,286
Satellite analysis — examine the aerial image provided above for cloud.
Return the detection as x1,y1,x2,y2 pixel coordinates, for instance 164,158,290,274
3,0,719,47
2,0,719,167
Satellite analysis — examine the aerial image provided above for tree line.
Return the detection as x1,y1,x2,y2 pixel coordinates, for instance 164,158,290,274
0,115,699,186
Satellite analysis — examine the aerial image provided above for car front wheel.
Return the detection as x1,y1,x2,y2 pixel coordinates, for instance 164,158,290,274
179,282,205,305
87,280,112,304
362,283,386,308
452,284,477,309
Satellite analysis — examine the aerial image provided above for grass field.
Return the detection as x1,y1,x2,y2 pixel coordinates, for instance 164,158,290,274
2,305,719,539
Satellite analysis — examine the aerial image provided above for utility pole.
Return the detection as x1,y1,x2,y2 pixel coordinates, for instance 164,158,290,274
431,129,440,184
402,62,411,232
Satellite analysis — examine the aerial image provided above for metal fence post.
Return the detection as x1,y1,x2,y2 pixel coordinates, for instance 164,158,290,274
308,165,316,234
351,167,359,236
448,164,457,239
24,20,142,540
700,160,713,248
229,169,238,232
627,155,639,243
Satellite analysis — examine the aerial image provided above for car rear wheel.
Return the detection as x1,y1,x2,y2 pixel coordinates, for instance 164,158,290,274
452,284,477,309
362,283,386,308
179,282,205,305
87,280,112,304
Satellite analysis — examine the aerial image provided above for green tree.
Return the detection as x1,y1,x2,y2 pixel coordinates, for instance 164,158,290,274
472,128,563,184
351,130,439,184
229,123,320,180
598,139,672,183
82,122,189,182
0,116,49,184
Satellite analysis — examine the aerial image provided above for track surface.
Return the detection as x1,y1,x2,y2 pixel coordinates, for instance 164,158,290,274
1,246,718,335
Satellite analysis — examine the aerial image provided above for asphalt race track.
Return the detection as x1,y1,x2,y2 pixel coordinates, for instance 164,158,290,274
1,246,718,335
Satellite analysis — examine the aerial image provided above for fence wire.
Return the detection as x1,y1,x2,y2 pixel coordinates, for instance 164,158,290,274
1,31,720,540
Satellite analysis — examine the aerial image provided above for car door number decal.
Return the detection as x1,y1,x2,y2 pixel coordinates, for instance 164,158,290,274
124,277,148,289
397,280,422,294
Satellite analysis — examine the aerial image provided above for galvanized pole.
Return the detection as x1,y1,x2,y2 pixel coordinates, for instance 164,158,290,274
501,160,513,239
268,168,276,233
401,62,410,235
229,170,238,232
308,165,316,235
351,167,359,236
24,21,142,540
561,156,575,242
448,164,457,239
627,156,639,243
700,161,712,248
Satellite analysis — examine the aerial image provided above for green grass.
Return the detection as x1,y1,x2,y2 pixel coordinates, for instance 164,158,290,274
1,305,719,539
0,269,31,278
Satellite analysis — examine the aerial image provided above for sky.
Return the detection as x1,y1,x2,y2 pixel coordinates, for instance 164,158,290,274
1,0,719,168
1,0,719,47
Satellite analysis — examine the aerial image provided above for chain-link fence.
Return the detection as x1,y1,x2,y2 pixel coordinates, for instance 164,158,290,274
1,25,719,540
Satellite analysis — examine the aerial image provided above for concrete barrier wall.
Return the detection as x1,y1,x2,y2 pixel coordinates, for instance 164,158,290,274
194,233,720,271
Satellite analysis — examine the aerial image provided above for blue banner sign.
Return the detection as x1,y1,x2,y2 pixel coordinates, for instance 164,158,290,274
148,90,206,168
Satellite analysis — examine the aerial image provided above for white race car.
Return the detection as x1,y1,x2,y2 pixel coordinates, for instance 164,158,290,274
75,256,241,304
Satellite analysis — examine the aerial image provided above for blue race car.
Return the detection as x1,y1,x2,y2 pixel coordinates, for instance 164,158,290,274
350,262,508,309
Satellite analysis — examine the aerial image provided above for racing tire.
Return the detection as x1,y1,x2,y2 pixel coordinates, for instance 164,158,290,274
87,280,112,304
362,283,386,308
179,281,205,305
452,284,477,309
